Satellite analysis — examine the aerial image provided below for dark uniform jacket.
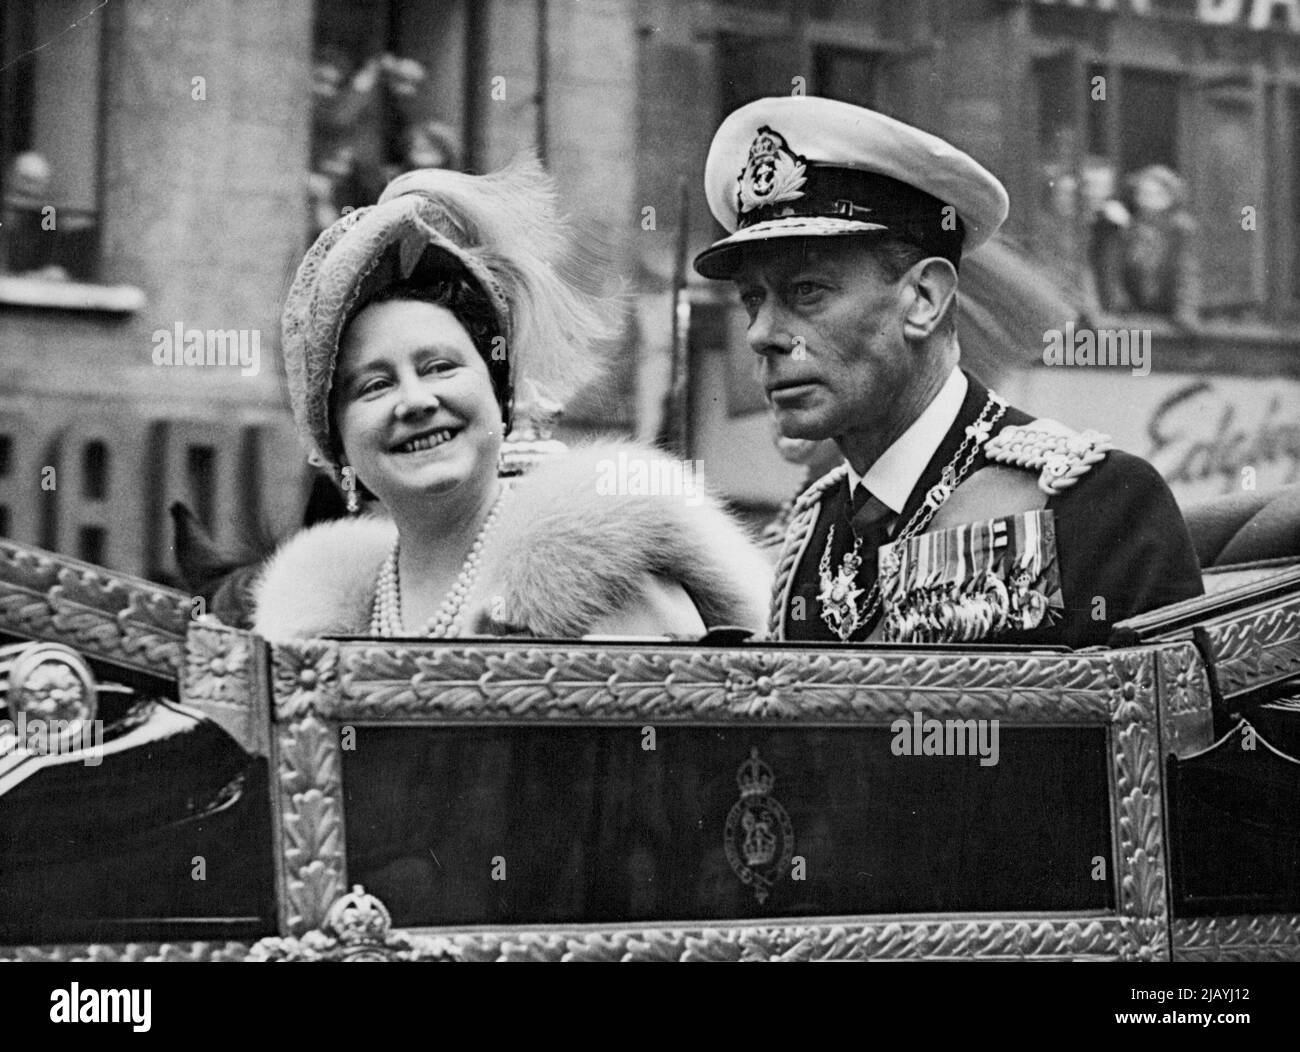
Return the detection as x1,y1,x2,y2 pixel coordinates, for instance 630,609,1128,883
776,372,1204,648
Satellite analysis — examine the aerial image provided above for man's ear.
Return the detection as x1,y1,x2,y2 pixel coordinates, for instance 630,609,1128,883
901,257,958,340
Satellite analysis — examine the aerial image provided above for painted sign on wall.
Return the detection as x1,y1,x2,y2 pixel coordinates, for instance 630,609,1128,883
1033,0,1300,34
1013,370,1300,505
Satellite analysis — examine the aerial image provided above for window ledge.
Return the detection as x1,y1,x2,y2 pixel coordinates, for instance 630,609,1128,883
0,276,146,314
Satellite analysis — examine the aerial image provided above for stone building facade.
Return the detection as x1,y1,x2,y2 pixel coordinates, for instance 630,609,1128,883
3,0,1298,582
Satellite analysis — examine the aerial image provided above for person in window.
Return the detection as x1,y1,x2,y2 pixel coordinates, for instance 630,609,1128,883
1080,156,1130,315
308,49,447,238
1,151,64,280
1121,164,1198,326
1036,155,1129,317
252,157,769,642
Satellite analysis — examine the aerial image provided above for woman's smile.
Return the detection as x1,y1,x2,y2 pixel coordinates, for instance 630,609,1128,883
389,426,460,455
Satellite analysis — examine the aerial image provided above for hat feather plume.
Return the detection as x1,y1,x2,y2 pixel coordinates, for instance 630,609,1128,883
379,153,617,417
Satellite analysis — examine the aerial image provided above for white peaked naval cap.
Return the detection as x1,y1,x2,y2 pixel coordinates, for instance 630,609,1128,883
695,95,1010,279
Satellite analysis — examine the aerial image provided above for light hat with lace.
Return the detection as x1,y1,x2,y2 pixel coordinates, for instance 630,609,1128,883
281,155,611,479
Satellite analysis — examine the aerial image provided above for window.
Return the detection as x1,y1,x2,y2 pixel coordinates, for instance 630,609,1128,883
186,445,216,532
714,5,917,134
1118,70,1180,173
310,0,473,239
1028,53,1271,323
0,0,105,282
1291,87,1300,303
77,525,104,564
814,47,881,110
717,33,800,116
81,440,108,501
1194,74,1267,316
1024,10,1300,326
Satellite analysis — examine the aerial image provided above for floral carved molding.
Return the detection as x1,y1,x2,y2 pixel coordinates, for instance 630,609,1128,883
1205,598,1300,698
273,642,346,936
182,623,268,755
279,641,1149,724
1172,914,1300,962
1157,642,1215,759
0,540,189,678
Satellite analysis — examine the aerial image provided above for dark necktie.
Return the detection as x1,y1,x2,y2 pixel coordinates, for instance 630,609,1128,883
850,483,894,540
848,483,896,600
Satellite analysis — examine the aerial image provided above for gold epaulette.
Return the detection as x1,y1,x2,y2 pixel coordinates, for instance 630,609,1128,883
982,420,1113,496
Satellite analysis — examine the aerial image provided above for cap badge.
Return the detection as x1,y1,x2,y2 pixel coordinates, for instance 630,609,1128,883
737,126,808,215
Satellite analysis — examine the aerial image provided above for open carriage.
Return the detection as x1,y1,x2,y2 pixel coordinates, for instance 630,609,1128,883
1,526,1298,963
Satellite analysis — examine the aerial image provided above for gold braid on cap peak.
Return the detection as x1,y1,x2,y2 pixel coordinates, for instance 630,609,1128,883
982,420,1113,496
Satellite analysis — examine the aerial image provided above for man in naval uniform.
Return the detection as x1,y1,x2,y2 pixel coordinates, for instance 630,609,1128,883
694,96,1203,647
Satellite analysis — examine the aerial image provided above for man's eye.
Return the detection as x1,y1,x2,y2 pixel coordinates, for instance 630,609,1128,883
739,290,763,313
791,281,824,300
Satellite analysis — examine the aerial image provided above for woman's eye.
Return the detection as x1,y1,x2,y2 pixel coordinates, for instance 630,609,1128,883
421,359,457,376
357,376,391,397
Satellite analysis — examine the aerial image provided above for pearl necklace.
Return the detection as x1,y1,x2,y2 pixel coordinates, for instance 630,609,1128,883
369,491,507,637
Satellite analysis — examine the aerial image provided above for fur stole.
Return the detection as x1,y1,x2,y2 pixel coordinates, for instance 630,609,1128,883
251,441,772,641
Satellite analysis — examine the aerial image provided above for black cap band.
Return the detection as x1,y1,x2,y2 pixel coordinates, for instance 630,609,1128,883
738,164,966,267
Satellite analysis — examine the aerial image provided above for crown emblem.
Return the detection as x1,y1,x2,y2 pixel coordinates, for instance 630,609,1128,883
325,884,393,945
736,746,775,797
0,642,99,757
737,126,808,215
724,747,795,904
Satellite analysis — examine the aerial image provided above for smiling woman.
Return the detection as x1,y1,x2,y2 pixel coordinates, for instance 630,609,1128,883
252,157,771,642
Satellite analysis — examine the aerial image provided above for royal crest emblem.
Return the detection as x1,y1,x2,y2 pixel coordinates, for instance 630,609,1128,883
724,747,795,904
737,126,808,216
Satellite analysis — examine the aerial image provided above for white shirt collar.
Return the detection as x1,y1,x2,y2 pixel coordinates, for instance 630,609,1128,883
844,367,968,515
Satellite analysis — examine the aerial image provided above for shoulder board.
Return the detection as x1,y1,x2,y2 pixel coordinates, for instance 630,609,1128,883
793,463,849,513
982,419,1113,496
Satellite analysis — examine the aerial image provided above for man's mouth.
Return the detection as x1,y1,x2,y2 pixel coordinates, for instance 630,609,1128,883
767,381,818,403
391,427,458,454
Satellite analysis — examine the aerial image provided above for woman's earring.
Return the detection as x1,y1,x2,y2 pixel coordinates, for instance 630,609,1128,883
341,464,360,514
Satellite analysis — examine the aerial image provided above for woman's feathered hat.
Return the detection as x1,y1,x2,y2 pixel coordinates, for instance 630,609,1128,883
281,155,612,476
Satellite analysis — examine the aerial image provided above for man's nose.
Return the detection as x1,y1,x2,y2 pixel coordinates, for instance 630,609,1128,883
746,299,794,357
